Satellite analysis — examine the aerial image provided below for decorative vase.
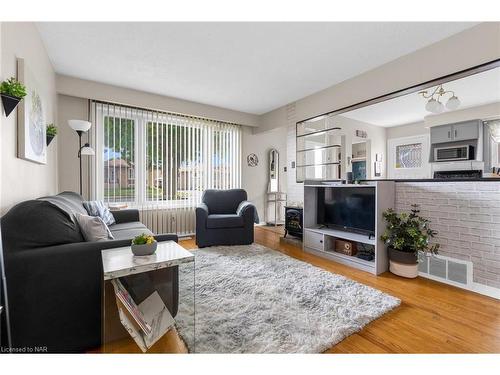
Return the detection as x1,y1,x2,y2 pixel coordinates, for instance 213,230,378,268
46,134,55,146
131,241,157,256
388,247,418,278
1,93,22,117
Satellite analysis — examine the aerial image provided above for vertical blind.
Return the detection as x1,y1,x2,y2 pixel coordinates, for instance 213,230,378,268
88,101,242,234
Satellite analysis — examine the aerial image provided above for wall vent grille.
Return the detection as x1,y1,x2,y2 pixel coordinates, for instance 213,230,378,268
418,253,473,288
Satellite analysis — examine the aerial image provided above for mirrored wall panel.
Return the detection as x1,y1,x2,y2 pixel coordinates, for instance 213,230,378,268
296,61,500,182
296,122,342,182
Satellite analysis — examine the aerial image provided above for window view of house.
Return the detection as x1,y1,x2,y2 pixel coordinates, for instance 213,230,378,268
98,105,241,206
103,116,135,202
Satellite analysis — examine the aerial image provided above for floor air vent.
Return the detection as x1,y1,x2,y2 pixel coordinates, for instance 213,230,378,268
418,254,472,287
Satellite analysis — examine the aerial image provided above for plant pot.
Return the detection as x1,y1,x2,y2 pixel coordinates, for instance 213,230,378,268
387,247,418,278
387,247,418,264
1,93,22,117
389,260,419,278
131,241,157,256
46,134,55,146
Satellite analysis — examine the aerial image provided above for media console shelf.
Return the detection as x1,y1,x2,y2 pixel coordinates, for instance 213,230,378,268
303,181,395,275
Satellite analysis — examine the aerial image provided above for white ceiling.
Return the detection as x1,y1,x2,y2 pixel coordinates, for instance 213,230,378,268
37,22,477,115
342,67,500,127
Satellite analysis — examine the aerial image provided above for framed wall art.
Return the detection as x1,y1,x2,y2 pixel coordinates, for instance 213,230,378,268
17,57,47,164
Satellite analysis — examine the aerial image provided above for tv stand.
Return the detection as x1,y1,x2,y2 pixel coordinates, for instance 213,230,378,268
303,181,395,275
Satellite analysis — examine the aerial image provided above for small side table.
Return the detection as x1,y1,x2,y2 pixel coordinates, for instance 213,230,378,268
101,241,195,353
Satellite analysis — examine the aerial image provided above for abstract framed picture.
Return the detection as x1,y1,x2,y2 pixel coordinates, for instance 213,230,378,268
17,57,47,164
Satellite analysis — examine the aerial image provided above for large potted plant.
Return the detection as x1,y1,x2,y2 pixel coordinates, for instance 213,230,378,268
0,77,27,117
381,204,439,278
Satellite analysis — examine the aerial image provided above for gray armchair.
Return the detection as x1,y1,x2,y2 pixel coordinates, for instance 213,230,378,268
195,189,256,247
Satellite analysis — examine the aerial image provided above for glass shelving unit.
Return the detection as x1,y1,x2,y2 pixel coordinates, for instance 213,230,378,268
296,118,343,182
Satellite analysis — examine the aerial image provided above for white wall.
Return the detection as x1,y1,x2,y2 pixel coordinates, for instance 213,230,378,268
335,115,387,178
242,125,287,223
262,23,500,204
57,94,89,195
259,23,500,133
425,102,500,128
387,102,500,139
1,23,57,214
57,75,260,128
56,92,280,215
386,121,428,139
56,75,262,200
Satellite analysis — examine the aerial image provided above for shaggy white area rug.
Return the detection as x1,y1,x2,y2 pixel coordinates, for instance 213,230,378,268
175,243,400,353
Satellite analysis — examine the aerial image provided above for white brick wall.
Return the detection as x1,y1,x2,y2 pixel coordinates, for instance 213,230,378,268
286,102,304,206
396,182,500,289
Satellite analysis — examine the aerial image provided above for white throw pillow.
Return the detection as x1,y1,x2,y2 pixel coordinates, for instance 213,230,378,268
76,213,114,242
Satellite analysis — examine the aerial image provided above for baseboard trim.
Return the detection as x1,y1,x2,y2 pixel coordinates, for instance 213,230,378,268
419,272,500,300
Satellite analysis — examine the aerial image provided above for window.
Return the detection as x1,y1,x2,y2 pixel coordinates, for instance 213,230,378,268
396,143,422,169
91,102,241,207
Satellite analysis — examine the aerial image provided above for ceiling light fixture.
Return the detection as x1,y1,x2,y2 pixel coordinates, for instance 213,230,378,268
419,84,461,114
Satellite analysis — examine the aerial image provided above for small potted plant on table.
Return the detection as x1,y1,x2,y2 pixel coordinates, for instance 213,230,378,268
46,124,57,146
381,204,439,278
0,77,27,117
131,233,157,256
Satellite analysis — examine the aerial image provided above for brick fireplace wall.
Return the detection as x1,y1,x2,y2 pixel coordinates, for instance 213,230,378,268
395,181,500,289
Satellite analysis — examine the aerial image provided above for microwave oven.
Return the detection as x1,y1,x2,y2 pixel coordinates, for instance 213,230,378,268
434,145,474,162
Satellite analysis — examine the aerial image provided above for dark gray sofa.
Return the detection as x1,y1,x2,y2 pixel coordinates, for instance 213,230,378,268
0,191,178,353
195,189,256,248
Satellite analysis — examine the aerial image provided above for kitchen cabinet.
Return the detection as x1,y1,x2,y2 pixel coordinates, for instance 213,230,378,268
452,121,480,141
430,120,481,144
430,125,453,143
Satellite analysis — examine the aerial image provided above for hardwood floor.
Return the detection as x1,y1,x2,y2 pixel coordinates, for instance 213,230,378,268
99,226,500,353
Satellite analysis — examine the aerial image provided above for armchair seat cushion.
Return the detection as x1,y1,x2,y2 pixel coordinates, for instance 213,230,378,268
206,214,245,229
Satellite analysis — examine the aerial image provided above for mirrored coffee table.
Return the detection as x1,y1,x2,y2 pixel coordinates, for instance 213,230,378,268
101,241,195,353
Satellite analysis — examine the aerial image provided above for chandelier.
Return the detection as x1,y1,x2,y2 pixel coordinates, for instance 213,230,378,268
419,84,461,114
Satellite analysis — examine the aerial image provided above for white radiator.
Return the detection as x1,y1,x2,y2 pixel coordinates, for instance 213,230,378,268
138,206,195,236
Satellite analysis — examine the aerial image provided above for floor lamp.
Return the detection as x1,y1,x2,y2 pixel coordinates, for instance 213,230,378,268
68,120,95,196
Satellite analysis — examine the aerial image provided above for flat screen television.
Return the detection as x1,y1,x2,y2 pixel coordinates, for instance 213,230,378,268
317,186,375,235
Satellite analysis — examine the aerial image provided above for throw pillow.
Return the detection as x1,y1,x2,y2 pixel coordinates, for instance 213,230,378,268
83,200,116,226
76,213,114,242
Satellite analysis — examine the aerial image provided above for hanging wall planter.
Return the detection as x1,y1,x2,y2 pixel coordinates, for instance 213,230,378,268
0,77,27,117
46,124,58,146
46,134,55,146
1,93,22,117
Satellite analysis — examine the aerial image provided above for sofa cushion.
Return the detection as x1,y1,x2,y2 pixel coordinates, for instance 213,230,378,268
202,189,248,214
109,222,149,232
76,213,114,242
109,222,153,241
83,200,116,226
206,214,245,229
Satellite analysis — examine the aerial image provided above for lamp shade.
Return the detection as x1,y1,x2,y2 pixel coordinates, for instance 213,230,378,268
445,96,461,111
425,99,444,114
68,119,91,132
80,143,95,156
